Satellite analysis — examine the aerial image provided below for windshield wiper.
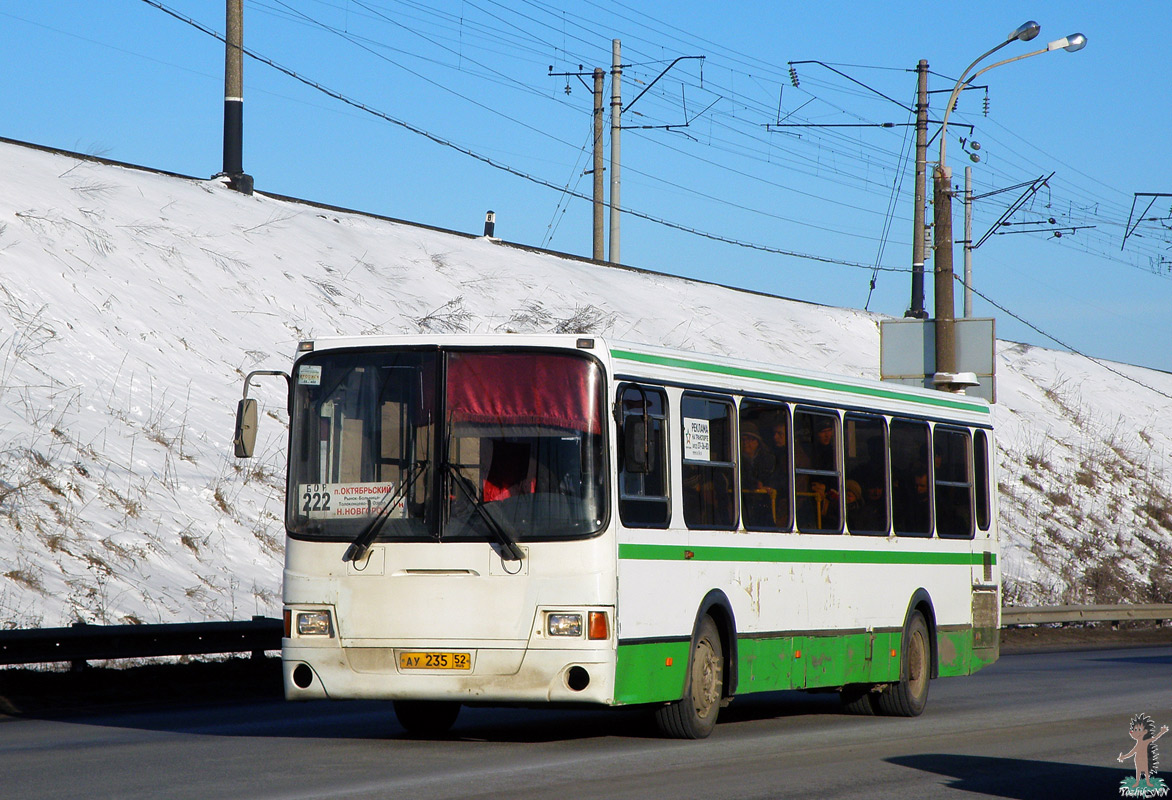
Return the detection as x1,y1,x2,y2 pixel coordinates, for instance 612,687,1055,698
343,462,425,563
443,462,525,562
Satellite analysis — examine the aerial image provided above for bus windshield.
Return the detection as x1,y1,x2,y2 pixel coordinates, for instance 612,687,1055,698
287,348,607,543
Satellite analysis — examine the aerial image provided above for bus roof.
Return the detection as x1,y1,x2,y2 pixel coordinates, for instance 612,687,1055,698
296,334,991,420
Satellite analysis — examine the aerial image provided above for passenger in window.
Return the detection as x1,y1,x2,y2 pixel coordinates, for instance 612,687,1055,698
854,481,888,532
797,417,836,471
741,424,776,527
817,478,839,529
740,425,775,491
768,423,791,493
771,421,788,455
798,478,838,530
907,469,931,532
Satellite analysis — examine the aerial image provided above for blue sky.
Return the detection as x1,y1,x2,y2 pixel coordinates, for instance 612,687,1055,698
3,1,1171,371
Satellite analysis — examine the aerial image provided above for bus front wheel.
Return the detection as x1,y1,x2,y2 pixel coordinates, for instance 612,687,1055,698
654,615,723,739
875,610,930,717
393,700,461,737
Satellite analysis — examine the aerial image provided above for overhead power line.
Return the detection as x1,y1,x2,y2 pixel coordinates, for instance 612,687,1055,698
141,0,902,274
958,275,1172,401
136,0,1172,387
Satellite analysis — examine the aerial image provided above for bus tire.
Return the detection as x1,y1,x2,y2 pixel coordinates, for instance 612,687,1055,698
839,684,877,715
875,610,930,717
393,700,461,737
653,615,723,739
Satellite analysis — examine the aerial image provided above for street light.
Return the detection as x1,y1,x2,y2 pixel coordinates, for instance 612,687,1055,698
932,22,1086,389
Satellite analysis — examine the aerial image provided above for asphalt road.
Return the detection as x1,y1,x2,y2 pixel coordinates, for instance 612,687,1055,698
1,645,1167,799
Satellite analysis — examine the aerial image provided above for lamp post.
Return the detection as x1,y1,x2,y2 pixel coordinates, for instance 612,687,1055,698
932,22,1086,388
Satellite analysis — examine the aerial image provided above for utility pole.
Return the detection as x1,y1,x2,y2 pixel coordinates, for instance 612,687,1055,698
221,0,252,194
933,164,957,377
963,166,973,317
608,39,622,265
592,68,605,261
905,60,929,319
549,63,607,259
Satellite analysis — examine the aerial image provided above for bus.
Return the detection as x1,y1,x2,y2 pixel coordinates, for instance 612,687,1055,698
234,334,1000,738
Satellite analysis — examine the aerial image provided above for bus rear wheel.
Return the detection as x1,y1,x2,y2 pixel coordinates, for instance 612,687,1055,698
839,684,877,715
654,615,723,739
393,700,461,737
874,610,930,717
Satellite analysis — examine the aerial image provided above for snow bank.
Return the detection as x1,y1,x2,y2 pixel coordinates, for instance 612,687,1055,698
1,141,1168,626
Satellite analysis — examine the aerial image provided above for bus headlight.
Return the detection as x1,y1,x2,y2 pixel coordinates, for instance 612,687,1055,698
546,613,583,637
296,610,334,637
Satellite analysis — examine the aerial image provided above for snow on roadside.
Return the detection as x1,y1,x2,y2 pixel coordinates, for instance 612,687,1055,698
0,141,1169,627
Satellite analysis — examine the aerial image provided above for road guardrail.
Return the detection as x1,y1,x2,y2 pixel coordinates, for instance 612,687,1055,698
1000,603,1172,627
0,617,281,669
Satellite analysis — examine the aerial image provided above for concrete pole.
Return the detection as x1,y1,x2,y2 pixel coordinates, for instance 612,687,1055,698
964,165,973,318
593,68,605,261
933,164,956,377
906,60,929,319
608,39,622,265
222,0,252,193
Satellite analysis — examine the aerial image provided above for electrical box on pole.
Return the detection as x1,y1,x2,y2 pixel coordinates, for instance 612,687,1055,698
880,317,996,402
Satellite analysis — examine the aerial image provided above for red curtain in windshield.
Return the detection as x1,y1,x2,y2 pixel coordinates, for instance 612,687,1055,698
445,352,601,432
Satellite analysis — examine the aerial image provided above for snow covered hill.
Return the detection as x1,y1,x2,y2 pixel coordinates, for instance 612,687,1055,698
1,140,1169,627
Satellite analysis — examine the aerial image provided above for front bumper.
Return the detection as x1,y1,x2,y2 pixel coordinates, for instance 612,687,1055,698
283,641,616,705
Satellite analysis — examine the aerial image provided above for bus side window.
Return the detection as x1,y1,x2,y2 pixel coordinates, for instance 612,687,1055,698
890,420,931,537
739,400,791,531
844,414,888,535
618,385,670,528
793,409,841,533
681,394,736,530
974,429,991,531
935,427,974,539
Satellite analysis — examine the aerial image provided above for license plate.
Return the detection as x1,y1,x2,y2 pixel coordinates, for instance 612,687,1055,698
399,651,471,670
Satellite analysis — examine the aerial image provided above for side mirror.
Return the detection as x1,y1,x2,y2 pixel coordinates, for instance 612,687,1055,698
623,417,653,474
233,370,291,458
234,398,258,458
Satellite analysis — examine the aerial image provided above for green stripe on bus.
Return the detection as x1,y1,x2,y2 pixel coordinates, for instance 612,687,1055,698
614,627,991,705
610,348,989,414
618,542,995,566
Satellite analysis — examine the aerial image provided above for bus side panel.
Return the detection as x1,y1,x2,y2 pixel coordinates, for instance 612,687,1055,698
735,631,904,694
938,587,1000,676
613,547,697,705
936,629,973,677
700,540,980,687
616,541,990,700
614,640,690,704
736,636,796,690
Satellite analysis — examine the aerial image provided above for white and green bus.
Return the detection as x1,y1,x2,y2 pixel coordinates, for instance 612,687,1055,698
235,334,999,738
